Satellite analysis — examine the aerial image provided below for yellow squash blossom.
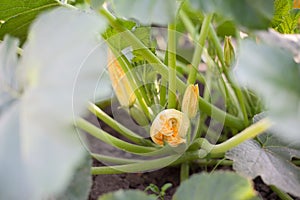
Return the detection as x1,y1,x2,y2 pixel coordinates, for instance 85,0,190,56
181,84,199,119
150,109,190,147
107,49,136,107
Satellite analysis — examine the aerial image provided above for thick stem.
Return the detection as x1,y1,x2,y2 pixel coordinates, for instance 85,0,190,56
209,25,249,126
198,97,244,130
76,117,158,154
168,23,177,109
180,162,189,182
270,185,294,200
88,103,153,146
187,13,213,84
210,118,272,155
195,159,233,166
91,154,181,174
179,10,195,37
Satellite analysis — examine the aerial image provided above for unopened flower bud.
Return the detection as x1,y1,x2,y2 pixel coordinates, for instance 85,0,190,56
107,49,136,107
181,84,199,119
130,106,149,126
150,109,190,147
224,36,235,67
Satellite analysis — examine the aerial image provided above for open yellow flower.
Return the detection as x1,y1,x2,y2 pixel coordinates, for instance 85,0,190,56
107,49,136,107
150,109,190,147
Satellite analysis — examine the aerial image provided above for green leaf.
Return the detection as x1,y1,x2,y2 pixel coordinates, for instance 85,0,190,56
0,0,61,45
226,132,300,197
0,102,29,199
103,19,154,51
102,19,136,51
271,0,300,33
56,154,92,200
98,190,156,200
111,0,177,25
0,7,108,199
272,0,290,29
0,36,20,114
161,183,172,193
173,171,259,200
190,0,274,29
234,39,300,144
144,184,160,194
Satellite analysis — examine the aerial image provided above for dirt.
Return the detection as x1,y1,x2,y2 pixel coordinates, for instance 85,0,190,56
89,159,180,200
84,104,299,200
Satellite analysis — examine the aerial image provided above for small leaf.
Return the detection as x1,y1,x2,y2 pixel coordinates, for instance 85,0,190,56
99,190,156,200
145,184,160,194
226,133,300,197
190,0,274,29
234,39,300,144
161,183,172,193
56,154,93,200
173,171,259,200
0,0,61,44
111,0,177,25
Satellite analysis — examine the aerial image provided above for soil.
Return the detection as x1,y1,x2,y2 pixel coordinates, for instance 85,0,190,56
84,104,299,200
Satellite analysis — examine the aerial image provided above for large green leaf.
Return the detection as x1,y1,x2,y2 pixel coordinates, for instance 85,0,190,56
173,171,259,200
99,190,156,200
0,0,61,44
234,39,300,144
110,0,178,25
226,132,300,197
190,0,274,29
56,155,92,200
0,7,109,200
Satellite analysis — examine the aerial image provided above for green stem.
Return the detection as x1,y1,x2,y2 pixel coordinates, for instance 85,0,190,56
180,162,189,182
168,23,177,109
92,153,143,165
92,154,181,174
209,25,249,126
187,13,213,84
76,118,158,154
100,8,244,130
179,10,195,38
270,185,294,200
88,102,153,146
293,160,300,165
210,118,272,155
157,50,206,84
198,97,244,130
195,159,233,166
160,78,167,107
208,25,225,67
